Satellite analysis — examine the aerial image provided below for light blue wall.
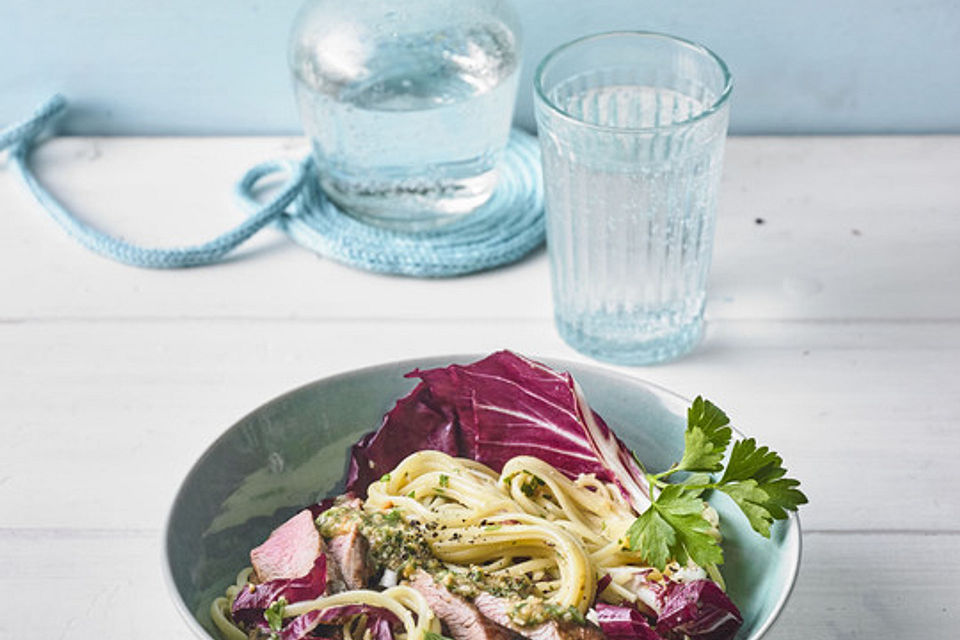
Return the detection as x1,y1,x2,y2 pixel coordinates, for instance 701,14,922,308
3,0,959,135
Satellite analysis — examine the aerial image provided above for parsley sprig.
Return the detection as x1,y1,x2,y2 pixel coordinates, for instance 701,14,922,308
626,397,807,570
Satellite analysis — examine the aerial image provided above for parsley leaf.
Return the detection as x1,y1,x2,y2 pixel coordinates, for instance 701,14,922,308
627,485,723,569
718,438,808,535
757,478,807,519
626,503,674,568
425,632,455,640
677,471,712,497
676,396,732,472
626,397,806,569
720,437,782,483
264,598,286,632
718,480,774,536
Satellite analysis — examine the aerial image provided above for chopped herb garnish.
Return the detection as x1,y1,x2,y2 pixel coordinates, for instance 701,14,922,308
383,509,402,524
519,474,545,497
264,598,286,632
439,474,449,488
380,473,391,482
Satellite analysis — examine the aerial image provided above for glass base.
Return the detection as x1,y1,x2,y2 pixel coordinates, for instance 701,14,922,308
555,314,704,366
320,167,499,232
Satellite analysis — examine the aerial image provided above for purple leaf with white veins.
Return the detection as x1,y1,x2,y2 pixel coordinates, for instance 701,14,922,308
656,579,743,640
345,351,650,512
595,602,661,640
279,604,402,640
419,351,651,512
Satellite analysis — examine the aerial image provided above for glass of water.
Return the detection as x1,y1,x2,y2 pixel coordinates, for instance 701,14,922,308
289,0,522,230
534,32,732,365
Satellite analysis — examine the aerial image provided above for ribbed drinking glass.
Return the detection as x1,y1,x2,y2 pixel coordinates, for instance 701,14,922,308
534,32,733,364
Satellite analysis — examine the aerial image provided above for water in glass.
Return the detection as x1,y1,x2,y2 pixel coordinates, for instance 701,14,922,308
290,1,521,228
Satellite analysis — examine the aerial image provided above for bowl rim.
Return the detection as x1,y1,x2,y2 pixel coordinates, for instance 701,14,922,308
163,353,801,640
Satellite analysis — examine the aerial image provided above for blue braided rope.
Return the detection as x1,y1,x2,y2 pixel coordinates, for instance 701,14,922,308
2,95,545,276
2,94,307,269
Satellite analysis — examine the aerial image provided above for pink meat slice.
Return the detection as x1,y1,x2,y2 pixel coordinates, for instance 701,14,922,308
250,509,322,582
409,571,526,640
326,522,371,590
474,593,607,640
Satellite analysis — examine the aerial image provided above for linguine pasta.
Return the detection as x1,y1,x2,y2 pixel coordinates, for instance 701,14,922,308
212,451,719,640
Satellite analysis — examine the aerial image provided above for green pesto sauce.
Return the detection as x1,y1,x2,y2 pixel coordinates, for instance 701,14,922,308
316,503,581,626
508,600,586,627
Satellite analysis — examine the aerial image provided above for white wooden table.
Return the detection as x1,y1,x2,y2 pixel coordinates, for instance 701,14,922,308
1,136,958,639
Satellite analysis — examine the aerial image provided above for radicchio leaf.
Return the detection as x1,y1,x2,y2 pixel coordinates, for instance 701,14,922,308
656,580,743,640
280,605,401,640
345,351,650,512
308,496,338,520
318,604,401,632
346,382,459,494
231,555,327,624
597,573,612,596
277,611,328,640
595,603,661,640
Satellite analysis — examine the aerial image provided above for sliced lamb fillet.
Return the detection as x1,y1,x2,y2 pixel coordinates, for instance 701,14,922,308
409,571,527,640
250,509,321,582
326,521,372,590
321,538,348,593
474,593,607,640
526,622,608,640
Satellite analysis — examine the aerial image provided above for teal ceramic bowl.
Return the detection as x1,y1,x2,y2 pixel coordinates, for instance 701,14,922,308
164,355,800,640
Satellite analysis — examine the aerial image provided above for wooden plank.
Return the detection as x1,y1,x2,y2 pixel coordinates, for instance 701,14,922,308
1,136,958,321
775,531,959,639
0,530,955,639
1,319,956,532
0,529,190,639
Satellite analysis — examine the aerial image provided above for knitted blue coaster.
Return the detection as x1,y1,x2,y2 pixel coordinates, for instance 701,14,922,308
1,94,545,277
